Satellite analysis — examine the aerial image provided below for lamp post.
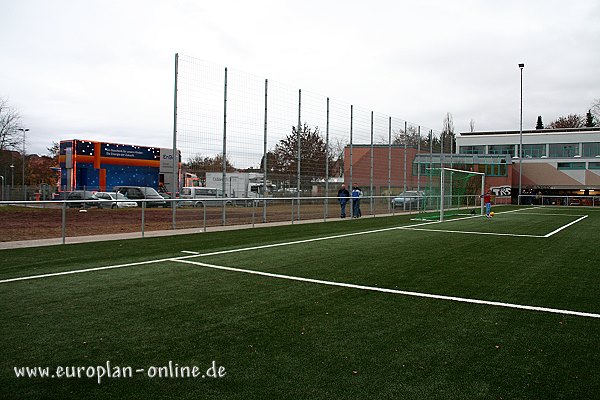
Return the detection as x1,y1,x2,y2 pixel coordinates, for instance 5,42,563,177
0,175,4,201
18,128,29,201
518,63,524,205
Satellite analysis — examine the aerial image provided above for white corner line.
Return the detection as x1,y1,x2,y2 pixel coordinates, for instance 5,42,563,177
173,258,600,320
544,215,588,237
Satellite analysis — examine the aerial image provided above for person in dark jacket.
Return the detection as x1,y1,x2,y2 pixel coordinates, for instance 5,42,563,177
337,184,350,218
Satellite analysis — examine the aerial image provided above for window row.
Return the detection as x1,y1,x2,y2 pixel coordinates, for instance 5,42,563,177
458,142,600,158
557,162,600,170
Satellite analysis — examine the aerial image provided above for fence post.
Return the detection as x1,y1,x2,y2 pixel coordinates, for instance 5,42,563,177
349,105,353,217
325,97,330,221
263,78,268,223
222,66,228,226
388,117,391,213
141,201,145,238
172,53,178,230
297,89,301,221
61,201,66,245
370,111,374,215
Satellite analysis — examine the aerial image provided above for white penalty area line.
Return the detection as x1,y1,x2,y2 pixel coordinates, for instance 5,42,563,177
173,258,600,320
398,227,544,238
544,215,588,237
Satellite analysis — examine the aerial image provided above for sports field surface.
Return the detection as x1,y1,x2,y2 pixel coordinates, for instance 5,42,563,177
1,205,599,399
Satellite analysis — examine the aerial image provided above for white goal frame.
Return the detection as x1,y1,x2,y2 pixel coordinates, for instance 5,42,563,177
438,167,486,222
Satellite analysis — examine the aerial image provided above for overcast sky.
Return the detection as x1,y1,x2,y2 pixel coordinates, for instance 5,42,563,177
2,0,599,156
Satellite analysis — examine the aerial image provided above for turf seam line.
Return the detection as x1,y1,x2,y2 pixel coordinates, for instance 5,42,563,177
173,259,600,320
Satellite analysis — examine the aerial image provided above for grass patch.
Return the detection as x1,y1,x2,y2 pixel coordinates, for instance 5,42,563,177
1,206,599,399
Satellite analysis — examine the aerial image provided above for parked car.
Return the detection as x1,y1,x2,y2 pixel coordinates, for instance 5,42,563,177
66,190,100,208
179,187,233,207
95,192,138,209
391,191,425,209
113,186,167,208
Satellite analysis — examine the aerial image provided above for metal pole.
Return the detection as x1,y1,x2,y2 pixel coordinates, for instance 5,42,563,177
403,121,407,193
481,173,486,216
440,167,445,222
325,97,330,221
172,53,179,229
141,201,145,238
61,200,66,244
387,117,391,212
370,111,374,215
222,67,228,225
417,125,421,196
518,63,525,205
19,128,29,200
349,105,353,216
297,89,301,221
263,79,268,223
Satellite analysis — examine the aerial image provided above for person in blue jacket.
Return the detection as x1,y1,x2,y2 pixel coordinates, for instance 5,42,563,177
351,183,362,218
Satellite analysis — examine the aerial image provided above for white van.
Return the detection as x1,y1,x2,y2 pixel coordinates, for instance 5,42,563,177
179,187,233,207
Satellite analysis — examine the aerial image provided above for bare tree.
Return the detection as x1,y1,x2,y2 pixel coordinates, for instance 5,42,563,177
548,114,585,129
590,98,600,125
0,97,23,151
185,153,235,185
441,112,456,153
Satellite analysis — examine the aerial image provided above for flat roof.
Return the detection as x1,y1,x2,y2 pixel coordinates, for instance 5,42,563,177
459,127,600,136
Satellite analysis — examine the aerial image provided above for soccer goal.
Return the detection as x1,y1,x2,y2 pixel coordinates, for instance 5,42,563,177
419,167,485,222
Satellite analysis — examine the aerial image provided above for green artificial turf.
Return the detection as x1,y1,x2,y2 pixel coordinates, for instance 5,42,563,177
1,206,599,399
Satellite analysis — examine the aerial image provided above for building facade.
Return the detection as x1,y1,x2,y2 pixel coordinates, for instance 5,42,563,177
456,127,600,196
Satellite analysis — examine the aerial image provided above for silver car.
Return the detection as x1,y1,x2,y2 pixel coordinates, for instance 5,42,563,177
95,192,138,209
391,191,425,209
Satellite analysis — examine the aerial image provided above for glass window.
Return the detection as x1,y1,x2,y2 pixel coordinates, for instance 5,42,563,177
549,143,579,157
589,162,600,170
477,163,507,176
582,142,600,157
522,144,546,158
459,145,484,154
557,162,586,170
488,145,516,157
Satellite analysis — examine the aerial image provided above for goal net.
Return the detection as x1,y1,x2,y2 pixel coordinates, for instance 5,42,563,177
419,167,485,221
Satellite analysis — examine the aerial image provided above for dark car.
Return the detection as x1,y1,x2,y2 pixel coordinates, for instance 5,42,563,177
66,190,100,208
113,186,167,208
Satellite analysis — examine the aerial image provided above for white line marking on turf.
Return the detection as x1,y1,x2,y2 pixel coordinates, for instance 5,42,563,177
399,227,544,238
0,254,202,284
173,258,600,319
544,215,588,237
515,212,588,217
0,220,458,284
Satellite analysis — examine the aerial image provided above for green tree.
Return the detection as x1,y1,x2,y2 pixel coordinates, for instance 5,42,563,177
536,116,544,129
585,110,595,127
